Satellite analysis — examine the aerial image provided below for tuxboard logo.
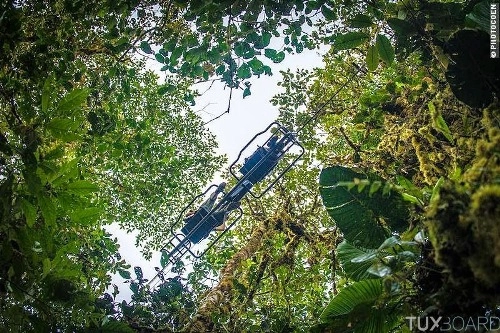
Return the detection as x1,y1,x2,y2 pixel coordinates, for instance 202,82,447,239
406,316,500,332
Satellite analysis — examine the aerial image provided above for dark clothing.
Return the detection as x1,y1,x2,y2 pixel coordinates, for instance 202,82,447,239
239,135,284,184
181,207,226,244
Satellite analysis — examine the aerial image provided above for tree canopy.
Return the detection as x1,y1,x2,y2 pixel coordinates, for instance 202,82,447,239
1,0,499,332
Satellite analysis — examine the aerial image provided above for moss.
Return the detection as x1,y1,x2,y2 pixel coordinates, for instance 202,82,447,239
466,184,500,287
424,180,500,316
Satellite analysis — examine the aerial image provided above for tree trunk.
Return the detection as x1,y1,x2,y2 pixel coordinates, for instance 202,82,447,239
183,219,270,332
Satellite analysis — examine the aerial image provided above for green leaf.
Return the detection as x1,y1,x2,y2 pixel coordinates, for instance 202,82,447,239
20,198,37,227
50,158,80,186
42,258,51,278
130,282,139,295
155,53,165,63
243,87,251,98
334,32,369,50
157,84,176,95
37,194,56,227
118,269,131,279
337,241,377,281
349,14,373,28
273,51,285,63
160,250,169,268
466,0,491,32
56,89,89,114
264,48,277,59
351,252,378,263
66,180,99,196
377,236,400,251
170,47,183,62
234,42,255,59
101,320,135,333
248,58,264,72
46,118,82,142
140,41,153,54
320,279,383,320
430,177,445,202
321,5,336,20
237,63,252,79
396,176,421,199
367,262,392,278
254,31,272,49
319,166,410,248
70,207,102,224
47,118,80,132
366,44,379,71
376,34,394,65
429,102,453,142
134,266,143,280
386,18,418,36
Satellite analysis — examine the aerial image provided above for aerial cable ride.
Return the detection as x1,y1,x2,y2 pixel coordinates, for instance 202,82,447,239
149,67,361,286
159,122,304,269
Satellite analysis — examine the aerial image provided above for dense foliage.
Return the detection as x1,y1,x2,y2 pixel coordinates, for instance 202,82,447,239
1,0,499,332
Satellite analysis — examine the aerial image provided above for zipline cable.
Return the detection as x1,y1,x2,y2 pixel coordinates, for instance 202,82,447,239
294,64,361,136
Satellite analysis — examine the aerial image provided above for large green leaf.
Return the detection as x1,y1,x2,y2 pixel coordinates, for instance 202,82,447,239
321,5,336,20
66,180,99,196
334,32,369,50
46,118,82,141
465,0,491,32
70,207,102,224
319,279,400,333
445,29,500,108
376,34,394,65
237,63,252,79
337,241,377,281
366,44,379,71
56,89,89,114
319,166,410,248
349,14,373,28
19,198,37,228
320,279,383,319
386,18,417,36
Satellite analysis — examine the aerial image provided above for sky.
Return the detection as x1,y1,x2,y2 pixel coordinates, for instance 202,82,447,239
107,46,327,300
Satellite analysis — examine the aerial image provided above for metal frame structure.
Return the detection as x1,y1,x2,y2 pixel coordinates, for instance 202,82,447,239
160,121,304,268
229,121,304,198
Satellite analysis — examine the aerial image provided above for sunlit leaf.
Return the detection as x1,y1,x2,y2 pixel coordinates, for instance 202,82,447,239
320,279,383,319
66,180,99,196
366,44,379,71
70,207,102,224
56,89,89,114
429,102,453,142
